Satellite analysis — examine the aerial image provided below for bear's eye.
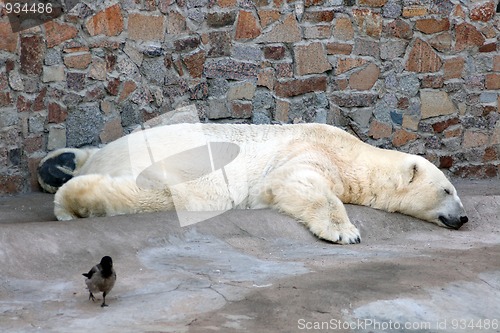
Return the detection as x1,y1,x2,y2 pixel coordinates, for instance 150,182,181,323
444,189,451,195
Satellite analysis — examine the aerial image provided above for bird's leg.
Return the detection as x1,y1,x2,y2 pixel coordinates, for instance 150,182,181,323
89,292,95,302
101,292,108,307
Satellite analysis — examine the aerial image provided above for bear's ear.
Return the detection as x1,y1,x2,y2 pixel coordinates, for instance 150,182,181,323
408,163,418,184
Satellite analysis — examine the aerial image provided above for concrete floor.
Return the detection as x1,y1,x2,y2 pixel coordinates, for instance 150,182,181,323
0,179,499,332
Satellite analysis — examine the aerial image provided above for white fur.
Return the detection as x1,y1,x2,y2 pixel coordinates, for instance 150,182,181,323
50,123,467,244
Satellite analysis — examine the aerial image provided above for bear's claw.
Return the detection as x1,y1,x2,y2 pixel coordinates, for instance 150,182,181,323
317,223,361,245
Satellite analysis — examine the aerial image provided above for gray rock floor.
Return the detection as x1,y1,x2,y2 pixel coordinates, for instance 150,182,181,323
0,179,499,332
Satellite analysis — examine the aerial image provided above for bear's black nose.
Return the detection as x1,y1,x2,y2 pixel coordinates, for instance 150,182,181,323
460,216,468,224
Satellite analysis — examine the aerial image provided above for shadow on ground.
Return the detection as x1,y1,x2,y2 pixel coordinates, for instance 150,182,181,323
0,180,499,332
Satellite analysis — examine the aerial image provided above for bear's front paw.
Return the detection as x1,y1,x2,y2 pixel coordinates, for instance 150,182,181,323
317,223,361,245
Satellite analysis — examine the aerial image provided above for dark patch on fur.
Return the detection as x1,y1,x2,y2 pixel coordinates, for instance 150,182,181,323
38,152,76,190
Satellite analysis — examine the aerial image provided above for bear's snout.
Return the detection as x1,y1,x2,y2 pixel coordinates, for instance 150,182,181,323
439,215,468,230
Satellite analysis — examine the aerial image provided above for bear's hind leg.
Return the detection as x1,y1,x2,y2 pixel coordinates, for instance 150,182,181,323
263,168,361,244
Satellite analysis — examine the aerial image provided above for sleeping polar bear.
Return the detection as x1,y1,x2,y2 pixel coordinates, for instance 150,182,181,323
38,123,468,244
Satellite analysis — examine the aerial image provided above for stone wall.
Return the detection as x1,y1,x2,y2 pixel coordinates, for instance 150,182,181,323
0,0,499,194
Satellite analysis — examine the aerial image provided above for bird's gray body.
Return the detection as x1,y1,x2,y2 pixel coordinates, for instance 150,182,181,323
83,256,116,307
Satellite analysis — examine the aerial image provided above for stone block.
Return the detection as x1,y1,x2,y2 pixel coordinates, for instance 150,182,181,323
462,130,489,148
302,10,334,23
207,99,231,119
483,146,497,162
0,92,12,107
232,44,263,61
63,53,92,69
368,119,392,139
382,0,402,18
330,92,377,107
420,90,455,119
493,56,500,72
218,0,237,6
118,81,138,102
336,57,367,74
66,72,86,91
349,63,380,90
128,14,165,41
303,25,331,39
0,22,19,52
20,35,45,76
0,174,25,195
89,58,107,81
48,102,68,123
443,57,464,80
479,92,497,104
454,23,485,51
399,74,420,97
44,21,78,48
0,73,7,91
428,32,452,52
42,65,65,82
263,46,286,60
383,19,413,39
275,100,289,123
17,95,32,113
333,16,354,41
174,36,201,53
227,81,256,100
257,67,275,90
167,10,188,34
9,70,24,91
182,50,206,78
85,4,124,37
439,156,453,169
402,115,419,131
485,74,500,90
359,0,387,7
235,10,261,39
353,38,380,58
66,104,104,147
431,118,459,133
380,40,407,60
207,11,236,28
422,75,444,89
402,5,427,17
257,9,280,28
257,14,301,43
415,18,450,34
274,62,293,78
470,1,496,22
274,76,327,98
47,125,67,150
231,101,253,118
392,129,417,147
106,78,121,96
206,31,231,57
141,57,167,85
294,42,331,76
204,59,259,80
100,118,124,144
352,9,382,38
325,42,352,55
405,38,442,73
123,43,143,67
479,43,497,53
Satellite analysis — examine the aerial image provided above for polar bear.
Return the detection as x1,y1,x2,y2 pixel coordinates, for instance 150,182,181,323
38,123,468,244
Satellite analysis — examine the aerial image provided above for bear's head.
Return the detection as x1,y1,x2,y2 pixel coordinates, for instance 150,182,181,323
394,156,468,230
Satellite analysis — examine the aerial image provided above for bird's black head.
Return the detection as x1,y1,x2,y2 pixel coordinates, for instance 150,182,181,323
100,256,113,268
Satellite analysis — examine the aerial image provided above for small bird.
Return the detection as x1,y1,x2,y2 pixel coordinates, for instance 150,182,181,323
82,256,116,307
